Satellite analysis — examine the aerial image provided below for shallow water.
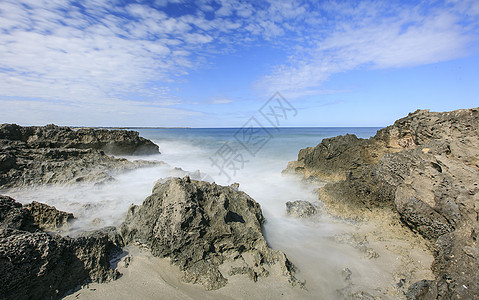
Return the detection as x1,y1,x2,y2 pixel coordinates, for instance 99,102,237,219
6,127,386,298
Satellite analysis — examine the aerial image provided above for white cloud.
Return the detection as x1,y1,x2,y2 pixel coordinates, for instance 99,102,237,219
0,0,217,107
184,33,213,44
256,1,479,98
0,0,312,111
216,0,234,17
0,0,478,125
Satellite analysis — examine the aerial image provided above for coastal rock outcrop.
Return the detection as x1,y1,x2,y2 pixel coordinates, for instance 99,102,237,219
0,195,73,231
0,124,159,155
120,176,301,290
23,201,74,231
284,108,479,298
0,195,122,300
0,124,162,189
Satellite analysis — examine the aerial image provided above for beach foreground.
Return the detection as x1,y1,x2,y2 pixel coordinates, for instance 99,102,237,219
64,245,310,300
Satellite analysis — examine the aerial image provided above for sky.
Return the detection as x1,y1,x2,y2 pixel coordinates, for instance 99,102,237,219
0,0,478,127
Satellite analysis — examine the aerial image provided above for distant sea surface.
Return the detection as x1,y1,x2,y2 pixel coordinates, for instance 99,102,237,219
134,127,380,181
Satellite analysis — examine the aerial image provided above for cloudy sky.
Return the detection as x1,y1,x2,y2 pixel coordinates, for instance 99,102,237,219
1,0,478,127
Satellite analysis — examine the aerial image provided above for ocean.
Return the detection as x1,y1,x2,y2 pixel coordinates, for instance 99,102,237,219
134,127,378,183
8,127,383,297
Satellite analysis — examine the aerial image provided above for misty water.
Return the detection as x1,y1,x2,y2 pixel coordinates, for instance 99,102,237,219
7,127,385,297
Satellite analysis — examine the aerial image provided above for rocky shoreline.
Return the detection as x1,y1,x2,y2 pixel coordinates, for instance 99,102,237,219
0,124,300,299
1,110,478,299
284,108,479,299
0,124,161,189
0,195,123,299
120,176,301,290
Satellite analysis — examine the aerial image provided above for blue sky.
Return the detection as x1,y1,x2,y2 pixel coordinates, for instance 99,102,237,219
0,0,478,127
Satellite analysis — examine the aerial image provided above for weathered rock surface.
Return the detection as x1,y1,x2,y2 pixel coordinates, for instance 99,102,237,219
0,195,73,231
0,124,162,189
285,108,479,299
120,176,301,290
0,195,33,230
0,195,122,300
0,123,159,155
285,200,318,218
24,201,74,231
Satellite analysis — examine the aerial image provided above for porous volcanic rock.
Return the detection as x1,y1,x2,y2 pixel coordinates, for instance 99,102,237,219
0,196,122,300
120,176,301,290
0,124,163,189
0,123,159,155
0,195,33,230
285,108,479,299
0,195,73,231
23,201,74,230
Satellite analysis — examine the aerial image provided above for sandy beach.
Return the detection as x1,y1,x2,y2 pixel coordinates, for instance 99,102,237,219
64,245,311,300
64,209,435,300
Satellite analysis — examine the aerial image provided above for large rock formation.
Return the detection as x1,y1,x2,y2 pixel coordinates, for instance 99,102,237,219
0,124,162,189
0,124,159,155
284,108,479,299
120,176,301,290
0,195,122,300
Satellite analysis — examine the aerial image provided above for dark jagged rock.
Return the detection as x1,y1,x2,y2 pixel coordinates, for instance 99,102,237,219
24,201,74,230
0,195,73,232
0,195,33,230
284,134,374,182
286,200,318,218
0,227,121,300
0,123,159,155
285,108,479,299
1,228,78,300
0,147,162,189
0,196,122,300
120,176,301,290
0,124,163,189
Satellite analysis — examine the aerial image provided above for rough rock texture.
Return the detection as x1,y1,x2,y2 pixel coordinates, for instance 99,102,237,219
0,124,162,189
0,195,73,231
0,123,159,155
285,200,318,218
120,176,300,290
284,108,479,299
0,196,122,300
0,195,33,230
24,201,74,230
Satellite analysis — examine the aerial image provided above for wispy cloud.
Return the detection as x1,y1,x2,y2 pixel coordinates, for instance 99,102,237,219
0,0,307,107
256,0,479,98
0,0,478,125
0,0,202,104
